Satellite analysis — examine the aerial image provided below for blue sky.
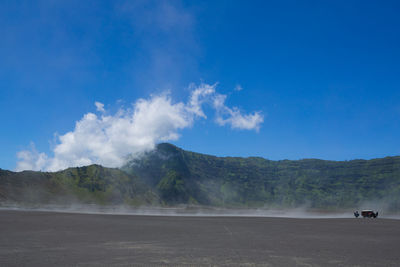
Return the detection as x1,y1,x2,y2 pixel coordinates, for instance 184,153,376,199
1,0,400,171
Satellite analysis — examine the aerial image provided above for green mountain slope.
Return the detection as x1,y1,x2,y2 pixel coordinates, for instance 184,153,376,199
0,165,158,206
123,143,400,210
2,143,400,210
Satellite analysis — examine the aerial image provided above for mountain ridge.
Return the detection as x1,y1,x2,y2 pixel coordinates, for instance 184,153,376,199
123,143,400,209
1,143,400,210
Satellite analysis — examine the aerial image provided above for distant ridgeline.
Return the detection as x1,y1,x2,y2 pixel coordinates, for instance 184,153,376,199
1,143,400,210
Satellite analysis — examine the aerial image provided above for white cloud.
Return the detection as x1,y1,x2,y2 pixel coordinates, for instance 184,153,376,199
16,143,48,172
187,83,216,118
46,94,192,171
16,83,264,171
213,94,264,131
215,109,264,131
95,101,105,112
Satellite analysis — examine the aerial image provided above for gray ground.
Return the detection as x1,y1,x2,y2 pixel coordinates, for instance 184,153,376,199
0,210,399,266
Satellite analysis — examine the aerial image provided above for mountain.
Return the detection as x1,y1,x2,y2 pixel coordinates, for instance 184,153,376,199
0,165,158,206
123,143,400,210
1,143,400,210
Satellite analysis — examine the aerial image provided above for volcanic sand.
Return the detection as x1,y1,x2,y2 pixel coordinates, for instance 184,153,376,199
0,210,399,266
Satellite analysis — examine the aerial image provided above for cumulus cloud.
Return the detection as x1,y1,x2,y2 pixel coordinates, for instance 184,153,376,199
16,83,264,171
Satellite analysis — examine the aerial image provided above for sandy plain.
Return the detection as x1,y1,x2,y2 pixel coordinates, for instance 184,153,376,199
0,210,399,266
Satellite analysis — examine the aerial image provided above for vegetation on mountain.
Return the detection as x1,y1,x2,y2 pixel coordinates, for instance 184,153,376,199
124,143,400,210
2,143,400,210
0,165,158,206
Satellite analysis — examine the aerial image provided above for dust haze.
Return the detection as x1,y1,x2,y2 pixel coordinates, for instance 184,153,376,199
2,203,399,219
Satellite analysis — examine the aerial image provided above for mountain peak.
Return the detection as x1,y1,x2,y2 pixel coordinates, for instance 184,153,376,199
155,143,181,154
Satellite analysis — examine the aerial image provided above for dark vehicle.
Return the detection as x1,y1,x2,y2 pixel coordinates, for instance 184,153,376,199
361,210,378,218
